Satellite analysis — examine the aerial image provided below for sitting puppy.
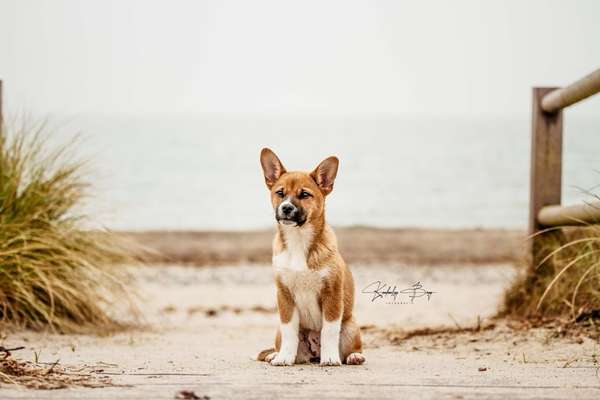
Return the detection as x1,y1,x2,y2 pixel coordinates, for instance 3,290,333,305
257,148,365,366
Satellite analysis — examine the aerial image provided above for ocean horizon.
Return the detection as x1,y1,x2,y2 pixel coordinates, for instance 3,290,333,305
41,113,600,231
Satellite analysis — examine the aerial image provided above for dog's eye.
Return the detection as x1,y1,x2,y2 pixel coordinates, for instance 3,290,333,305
275,189,284,198
298,191,312,199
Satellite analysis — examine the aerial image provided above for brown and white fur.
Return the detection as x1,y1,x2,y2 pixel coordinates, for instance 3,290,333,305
256,148,365,366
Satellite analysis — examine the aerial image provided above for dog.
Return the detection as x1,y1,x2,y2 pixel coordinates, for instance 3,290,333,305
256,148,365,366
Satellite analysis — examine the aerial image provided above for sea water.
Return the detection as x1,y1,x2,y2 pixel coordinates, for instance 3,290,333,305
51,114,600,230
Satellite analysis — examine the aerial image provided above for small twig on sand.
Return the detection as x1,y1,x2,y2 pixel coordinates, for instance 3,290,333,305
0,346,25,359
175,390,210,400
448,313,462,330
562,356,578,368
45,359,60,376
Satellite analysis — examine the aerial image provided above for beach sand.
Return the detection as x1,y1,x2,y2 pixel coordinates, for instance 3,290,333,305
3,262,600,399
122,227,526,266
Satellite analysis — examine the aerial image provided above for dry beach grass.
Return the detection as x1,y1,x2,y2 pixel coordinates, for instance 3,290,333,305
0,348,114,390
505,225,600,321
0,122,137,333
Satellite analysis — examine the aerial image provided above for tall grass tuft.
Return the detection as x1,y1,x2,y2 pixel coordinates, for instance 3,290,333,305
0,121,137,333
504,225,600,319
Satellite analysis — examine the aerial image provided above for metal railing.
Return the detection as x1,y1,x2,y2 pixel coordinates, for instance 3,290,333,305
529,68,600,261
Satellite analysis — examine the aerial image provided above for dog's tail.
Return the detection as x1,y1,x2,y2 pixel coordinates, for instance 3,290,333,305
256,347,275,362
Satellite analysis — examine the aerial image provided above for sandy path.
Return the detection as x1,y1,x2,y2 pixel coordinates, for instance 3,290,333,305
2,264,600,399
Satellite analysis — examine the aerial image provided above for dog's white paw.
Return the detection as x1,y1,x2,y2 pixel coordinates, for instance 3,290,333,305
319,353,341,367
270,352,295,366
345,352,366,365
264,352,278,363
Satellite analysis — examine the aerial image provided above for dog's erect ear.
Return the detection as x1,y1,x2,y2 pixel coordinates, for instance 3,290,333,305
311,156,339,196
260,148,286,189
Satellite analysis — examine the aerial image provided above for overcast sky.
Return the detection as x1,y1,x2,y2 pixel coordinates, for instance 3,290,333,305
1,0,599,117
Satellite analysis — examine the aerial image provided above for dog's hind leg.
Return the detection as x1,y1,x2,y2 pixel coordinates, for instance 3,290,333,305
256,328,281,362
339,319,365,365
257,347,276,361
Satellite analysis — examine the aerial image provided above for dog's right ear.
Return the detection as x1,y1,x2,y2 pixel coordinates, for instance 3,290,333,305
260,148,286,189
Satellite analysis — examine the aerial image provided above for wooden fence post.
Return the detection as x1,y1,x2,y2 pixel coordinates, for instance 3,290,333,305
529,87,563,265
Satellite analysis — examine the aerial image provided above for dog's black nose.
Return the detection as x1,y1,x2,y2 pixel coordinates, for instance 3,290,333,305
281,204,295,215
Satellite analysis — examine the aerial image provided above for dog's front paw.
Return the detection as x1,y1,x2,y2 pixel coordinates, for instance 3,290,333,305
270,352,295,366
319,353,341,367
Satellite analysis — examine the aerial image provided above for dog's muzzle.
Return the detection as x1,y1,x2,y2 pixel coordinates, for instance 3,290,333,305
276,199,305,226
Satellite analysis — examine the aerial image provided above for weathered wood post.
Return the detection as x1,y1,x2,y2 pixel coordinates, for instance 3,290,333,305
527,69,600,270
528,87,563,266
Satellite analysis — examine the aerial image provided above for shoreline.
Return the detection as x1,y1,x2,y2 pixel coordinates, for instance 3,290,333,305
121,226,526,266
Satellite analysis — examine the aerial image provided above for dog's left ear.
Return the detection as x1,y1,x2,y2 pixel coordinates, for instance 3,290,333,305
311,156,339,196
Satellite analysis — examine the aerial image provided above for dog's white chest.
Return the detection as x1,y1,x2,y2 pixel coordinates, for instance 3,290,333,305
277,267,323,331
273,226,325,331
